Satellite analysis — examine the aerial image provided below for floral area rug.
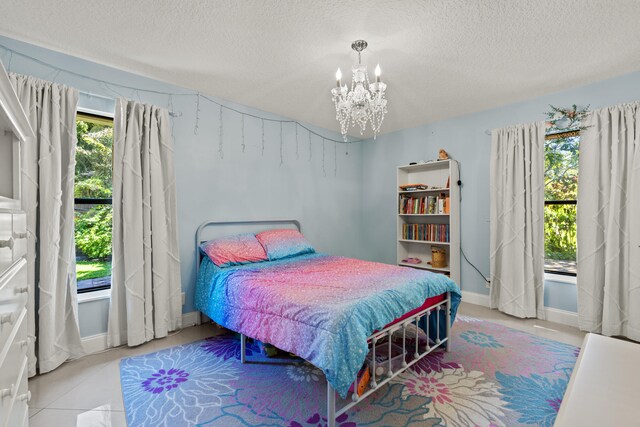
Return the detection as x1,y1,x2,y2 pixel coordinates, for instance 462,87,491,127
120,316,579,426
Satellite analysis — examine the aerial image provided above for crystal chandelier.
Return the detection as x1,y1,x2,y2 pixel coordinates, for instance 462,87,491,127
331,40,388,140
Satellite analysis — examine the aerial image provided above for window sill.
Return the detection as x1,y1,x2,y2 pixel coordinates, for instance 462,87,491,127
77,289,111,303
545,273,577,285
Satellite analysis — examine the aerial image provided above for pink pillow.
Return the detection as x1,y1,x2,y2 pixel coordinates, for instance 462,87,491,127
199,233,268,267
255,229,315,260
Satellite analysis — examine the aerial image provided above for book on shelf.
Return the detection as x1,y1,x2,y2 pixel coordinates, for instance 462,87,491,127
399,183,428,191
401,223,450,242
398,193,449,215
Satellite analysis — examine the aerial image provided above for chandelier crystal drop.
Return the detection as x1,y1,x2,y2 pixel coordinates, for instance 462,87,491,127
331,40,387,140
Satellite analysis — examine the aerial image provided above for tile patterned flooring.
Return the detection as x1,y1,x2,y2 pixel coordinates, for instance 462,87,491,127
27,302,586,426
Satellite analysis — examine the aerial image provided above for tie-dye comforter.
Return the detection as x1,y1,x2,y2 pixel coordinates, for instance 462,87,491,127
195,253,461,397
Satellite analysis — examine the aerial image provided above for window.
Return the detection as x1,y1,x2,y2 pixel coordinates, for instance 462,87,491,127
74,112,113,292
544,131,579,276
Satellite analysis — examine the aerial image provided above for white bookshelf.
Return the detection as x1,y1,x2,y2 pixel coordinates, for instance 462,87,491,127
397,160,460,285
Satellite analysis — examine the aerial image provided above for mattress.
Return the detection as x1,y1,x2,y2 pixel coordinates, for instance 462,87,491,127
194,252,461,397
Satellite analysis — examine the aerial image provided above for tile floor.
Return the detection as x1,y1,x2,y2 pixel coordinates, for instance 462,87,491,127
27,302,586,426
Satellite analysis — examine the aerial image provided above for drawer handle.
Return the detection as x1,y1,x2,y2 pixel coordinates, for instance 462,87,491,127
0,312,16,326
0,384,14,399
13,232,27,239
17,391,31,402
14,286,28,295
0,237,14,249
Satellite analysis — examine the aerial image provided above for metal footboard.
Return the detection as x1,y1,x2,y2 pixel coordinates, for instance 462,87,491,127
239,291,453,427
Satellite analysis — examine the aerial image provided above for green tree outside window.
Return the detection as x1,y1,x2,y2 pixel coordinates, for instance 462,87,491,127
544,136,578,265
74,118,113,283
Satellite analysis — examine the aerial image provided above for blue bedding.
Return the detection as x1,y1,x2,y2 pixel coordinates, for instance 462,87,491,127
194,253,461,398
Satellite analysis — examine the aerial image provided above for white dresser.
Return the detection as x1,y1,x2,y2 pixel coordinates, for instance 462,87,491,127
554,333,640,426
0,59,35,427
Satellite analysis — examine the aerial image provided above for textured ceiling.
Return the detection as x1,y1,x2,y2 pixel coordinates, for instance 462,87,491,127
1,1,640,138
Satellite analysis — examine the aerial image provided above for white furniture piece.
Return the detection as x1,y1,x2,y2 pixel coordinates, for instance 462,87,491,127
397,160,460,284
0,59,34,427
555,333,640,426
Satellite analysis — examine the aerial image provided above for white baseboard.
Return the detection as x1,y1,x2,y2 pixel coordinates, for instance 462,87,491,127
543,306,579,328
81,332,109,355
81,311,201,355
181,311,200,328
461,290,490,307
460,290,578,328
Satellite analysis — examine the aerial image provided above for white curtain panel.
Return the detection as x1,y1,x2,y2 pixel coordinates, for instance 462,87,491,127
9,73,84,375
108,98,182,347
577,103,640,341
490,122,546,319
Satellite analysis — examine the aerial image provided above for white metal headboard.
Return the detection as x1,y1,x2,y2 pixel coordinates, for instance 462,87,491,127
195,219,302,276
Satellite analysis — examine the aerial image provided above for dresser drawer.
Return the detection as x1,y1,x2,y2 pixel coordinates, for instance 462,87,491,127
0,259,28,354
0,309,28,427
0,354,28,427
0,212,12,276
0,305,27,368
12,212,26,262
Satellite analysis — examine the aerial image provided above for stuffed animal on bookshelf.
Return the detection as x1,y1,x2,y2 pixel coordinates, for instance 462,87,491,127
438,149,450,161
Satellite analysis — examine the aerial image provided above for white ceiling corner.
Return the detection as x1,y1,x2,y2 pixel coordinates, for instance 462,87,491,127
1,0,639,138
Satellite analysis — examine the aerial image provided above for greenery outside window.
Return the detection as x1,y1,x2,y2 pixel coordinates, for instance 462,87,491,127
75,112,113,293
544,132,578,276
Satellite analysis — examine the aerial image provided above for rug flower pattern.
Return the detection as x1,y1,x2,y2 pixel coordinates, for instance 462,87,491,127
120,318,578,426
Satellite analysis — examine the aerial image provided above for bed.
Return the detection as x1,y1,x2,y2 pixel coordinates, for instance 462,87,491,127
194,219,461,427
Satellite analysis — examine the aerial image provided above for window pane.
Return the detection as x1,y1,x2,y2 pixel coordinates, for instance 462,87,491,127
75,203,112,291
544,203,577,275
75,119,113,199
75,116,113,292
545,136,579,201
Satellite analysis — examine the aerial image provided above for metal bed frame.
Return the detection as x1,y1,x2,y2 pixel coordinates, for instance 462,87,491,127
196,219,451,427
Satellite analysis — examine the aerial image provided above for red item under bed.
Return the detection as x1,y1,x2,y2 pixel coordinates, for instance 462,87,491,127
384,293,446,329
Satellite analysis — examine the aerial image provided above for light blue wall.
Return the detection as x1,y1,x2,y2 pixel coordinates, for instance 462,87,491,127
78,297,110,337
0,36,364,336
360,69,640,312
4,34,640,326
544,279,577,312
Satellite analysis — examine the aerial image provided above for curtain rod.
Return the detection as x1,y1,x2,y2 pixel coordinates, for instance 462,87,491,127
484,129,581,140
80,91,114,102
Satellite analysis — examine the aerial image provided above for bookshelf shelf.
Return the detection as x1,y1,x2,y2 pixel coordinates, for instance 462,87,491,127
398,262,451,273
398,188,449,194
399,213,449,217
399,239,450,245
397,160,460,284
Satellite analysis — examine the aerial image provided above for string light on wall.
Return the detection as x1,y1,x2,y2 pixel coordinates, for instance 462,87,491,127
194,93,201,135
331,40,388,140
322,138,326,177
240,114,245,152
0,43,350,176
